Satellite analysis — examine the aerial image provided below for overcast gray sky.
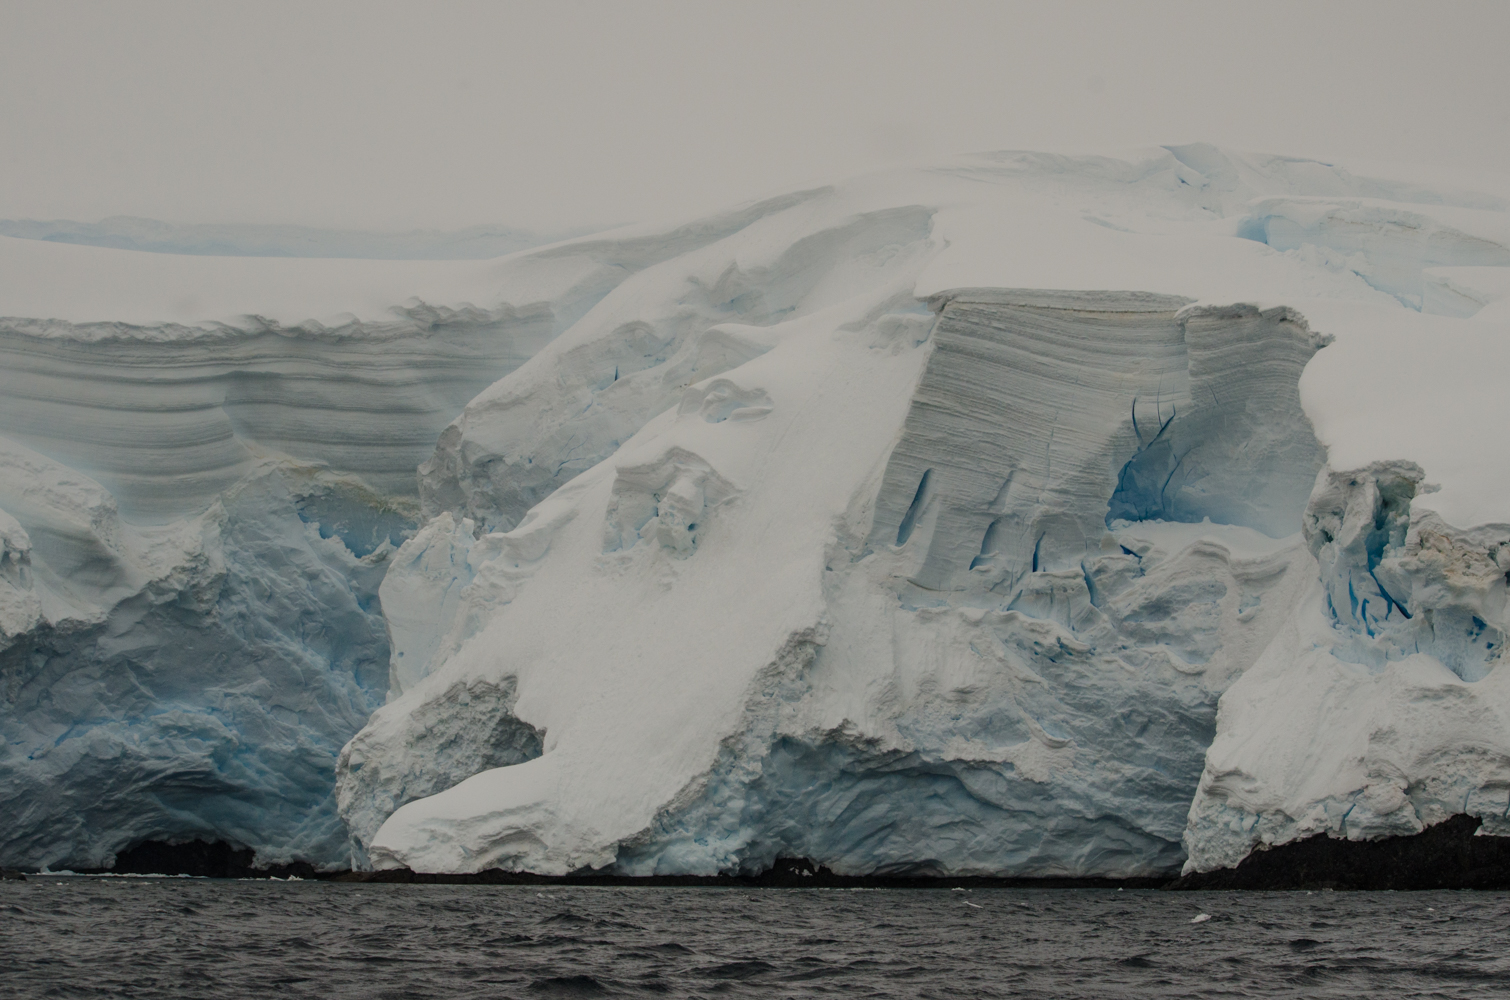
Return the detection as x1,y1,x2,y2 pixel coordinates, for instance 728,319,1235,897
3,0,1507,233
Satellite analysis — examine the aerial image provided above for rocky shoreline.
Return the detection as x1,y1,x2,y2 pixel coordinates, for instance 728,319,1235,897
14,814,1509,890
1167,814,1510,891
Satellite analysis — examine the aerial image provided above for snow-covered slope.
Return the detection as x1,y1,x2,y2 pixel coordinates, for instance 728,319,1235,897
4,145,1509,876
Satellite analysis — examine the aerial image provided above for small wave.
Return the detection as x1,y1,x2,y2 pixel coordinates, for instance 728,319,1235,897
643,941,693,953
527,974,611,995
701,960,775,980
542,910,592,924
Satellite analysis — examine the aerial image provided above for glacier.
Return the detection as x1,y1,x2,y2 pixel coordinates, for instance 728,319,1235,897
2,144,1508,879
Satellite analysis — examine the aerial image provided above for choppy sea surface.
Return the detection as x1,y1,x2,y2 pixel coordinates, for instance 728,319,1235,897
3,878,1508,999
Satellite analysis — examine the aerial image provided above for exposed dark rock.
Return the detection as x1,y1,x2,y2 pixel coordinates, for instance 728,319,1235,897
1168,814,1510,890
1,868,26,880
41,818,1510,889
333,857,1170,888
78,840,331,880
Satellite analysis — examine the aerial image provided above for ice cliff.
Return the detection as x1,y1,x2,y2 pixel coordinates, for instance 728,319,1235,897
3,145,1508,878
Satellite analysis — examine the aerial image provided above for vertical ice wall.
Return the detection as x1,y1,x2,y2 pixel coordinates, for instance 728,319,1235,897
0,309,555,519
868,289,1327,594
0,310,559,870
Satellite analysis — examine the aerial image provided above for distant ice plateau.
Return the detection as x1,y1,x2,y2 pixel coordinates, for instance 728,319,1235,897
0,216,574,260
2,145,1508,878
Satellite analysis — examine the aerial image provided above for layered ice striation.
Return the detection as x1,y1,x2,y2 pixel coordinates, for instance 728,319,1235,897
871,290,1326,594
0,305,555,516
0,295,559,867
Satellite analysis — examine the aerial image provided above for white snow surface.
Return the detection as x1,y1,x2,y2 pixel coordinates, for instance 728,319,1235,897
3,144,1509,876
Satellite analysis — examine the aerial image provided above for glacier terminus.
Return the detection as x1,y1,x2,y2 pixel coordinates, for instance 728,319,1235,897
2,145,1509,881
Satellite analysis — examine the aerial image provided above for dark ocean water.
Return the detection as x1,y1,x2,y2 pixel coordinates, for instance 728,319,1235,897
3,878,1508,999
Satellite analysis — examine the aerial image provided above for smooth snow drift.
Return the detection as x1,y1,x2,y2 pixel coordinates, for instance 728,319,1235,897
3,145,1508,876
